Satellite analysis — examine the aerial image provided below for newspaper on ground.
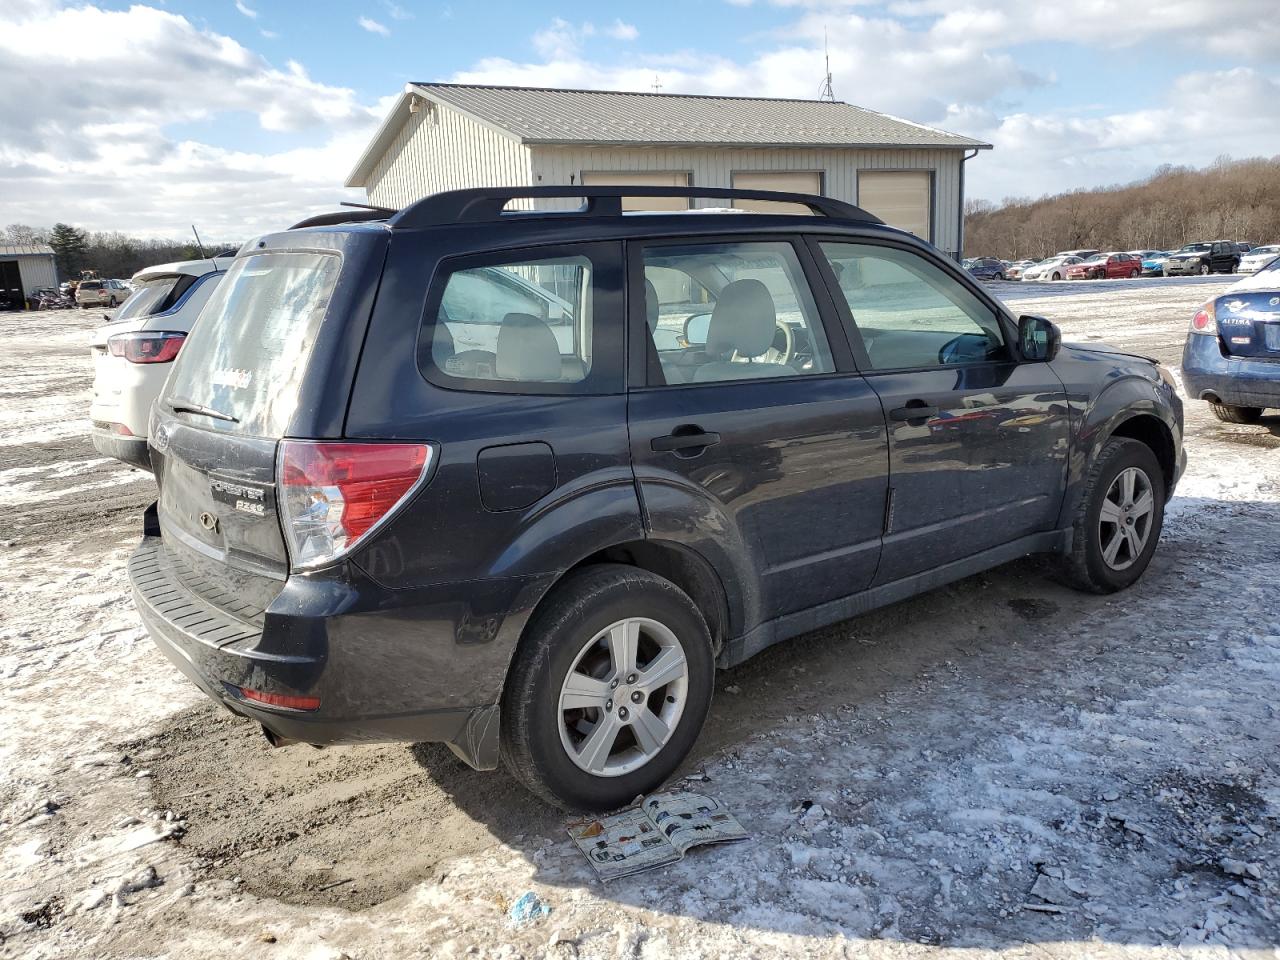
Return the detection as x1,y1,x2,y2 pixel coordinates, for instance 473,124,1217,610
567,791,749,881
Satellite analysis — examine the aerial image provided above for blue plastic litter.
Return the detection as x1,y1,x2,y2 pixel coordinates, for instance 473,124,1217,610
508,891,551,926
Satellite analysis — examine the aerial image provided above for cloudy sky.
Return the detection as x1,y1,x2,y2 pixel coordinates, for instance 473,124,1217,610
2,0,1277,238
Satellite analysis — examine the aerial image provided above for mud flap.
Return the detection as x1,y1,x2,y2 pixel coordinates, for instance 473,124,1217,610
446,703,500,770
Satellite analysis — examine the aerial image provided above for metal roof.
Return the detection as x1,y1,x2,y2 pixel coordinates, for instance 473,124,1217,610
347,83,991,187
0,243,55,257
418,83,991,149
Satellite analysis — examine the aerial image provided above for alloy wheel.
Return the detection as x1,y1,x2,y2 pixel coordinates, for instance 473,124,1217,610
1098,466,1154,571
557,617,689,777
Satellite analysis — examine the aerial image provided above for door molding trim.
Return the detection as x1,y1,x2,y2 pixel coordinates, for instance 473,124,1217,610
719,526,1071,668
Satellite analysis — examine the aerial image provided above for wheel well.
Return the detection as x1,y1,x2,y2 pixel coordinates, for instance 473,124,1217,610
565,541,730,656
1110,415,1176,495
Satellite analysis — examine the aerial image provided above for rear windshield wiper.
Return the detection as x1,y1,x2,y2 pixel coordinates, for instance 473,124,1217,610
169,396,239,423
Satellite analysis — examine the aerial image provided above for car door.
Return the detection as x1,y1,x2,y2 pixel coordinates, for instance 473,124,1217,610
810,238,1071,586
627,236,888,622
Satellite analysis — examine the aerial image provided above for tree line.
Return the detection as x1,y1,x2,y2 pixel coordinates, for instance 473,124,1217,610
4,223,241,283
964,156,1280,260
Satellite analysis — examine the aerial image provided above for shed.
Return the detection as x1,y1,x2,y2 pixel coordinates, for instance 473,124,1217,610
346,84,992,259
0,243,58,309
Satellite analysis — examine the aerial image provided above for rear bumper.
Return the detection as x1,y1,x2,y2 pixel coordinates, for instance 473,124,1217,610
1181,334,1280,408
128,519,545,768
92,427,151,470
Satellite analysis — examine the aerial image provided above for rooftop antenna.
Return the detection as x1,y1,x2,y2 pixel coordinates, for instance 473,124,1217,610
818,28,835,102
651,74,663,94
191,224,208,259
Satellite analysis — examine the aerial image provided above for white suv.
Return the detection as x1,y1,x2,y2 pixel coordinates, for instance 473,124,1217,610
77,278,131,308
90,255,234,468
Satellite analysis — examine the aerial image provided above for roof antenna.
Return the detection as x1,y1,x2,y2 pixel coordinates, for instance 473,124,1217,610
191,224,208,259
651,74,663,94
818,28,835,101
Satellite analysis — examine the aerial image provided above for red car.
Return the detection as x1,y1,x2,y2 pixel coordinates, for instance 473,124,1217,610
1066,252,1143,280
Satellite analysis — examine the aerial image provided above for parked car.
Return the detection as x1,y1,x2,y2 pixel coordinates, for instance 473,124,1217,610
1238,244,1280,274
1056,248,1100,261
128,185,1185,811
76,278,130,308
1234,243,1253,254
89,255,234,469
1182,256,1280,424
1140,251,1172,277
1066,252,1143,280
1164,241,1241,276
1022,255,1083,281
1005,259,1039,281
965,257,1008,281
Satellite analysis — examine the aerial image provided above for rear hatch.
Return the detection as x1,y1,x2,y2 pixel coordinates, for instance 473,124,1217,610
1215,292,1280,360
149,243,358,620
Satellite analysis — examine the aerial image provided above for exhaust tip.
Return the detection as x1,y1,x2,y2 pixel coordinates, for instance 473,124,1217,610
261,725,299,749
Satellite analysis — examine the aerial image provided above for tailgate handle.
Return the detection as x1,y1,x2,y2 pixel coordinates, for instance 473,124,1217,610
651,428,721,453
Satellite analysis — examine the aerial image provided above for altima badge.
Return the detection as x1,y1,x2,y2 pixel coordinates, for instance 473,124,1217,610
198,511,219,533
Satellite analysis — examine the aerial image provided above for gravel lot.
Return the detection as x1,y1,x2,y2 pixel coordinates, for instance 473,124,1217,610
1,275,1277,959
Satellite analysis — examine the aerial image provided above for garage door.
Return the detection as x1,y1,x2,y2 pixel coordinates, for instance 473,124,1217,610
580,171,690,211
731,171,822,214
857,171,932,241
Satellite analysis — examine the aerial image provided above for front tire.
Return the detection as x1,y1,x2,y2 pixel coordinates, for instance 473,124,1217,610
1198,263,1210,276
1211,402,1263,424
1057,437,1164,594
1051,272,1061,281
500,564,714,811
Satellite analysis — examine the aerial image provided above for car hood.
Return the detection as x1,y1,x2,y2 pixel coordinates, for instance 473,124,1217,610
1059,340,1159,366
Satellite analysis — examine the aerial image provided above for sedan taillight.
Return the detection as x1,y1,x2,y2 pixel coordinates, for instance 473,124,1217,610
107,331,186,363
1189,301,1217,335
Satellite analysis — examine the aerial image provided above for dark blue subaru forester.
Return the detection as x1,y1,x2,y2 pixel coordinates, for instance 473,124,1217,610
129,185,1185,811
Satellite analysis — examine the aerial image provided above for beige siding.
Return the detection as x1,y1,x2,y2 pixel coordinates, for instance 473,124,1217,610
530,145,965,256
15,256,57,294
364,102,533,210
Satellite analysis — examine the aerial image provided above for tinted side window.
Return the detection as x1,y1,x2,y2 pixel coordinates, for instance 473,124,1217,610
819,242,1007,370
426,250,608,393
640,241,835,385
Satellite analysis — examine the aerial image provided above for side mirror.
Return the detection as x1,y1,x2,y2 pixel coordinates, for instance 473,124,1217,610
684,313,712,346
1019,314,1060,362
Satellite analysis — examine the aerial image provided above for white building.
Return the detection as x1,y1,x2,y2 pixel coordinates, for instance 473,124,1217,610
346,84,991,259
0,243,57,309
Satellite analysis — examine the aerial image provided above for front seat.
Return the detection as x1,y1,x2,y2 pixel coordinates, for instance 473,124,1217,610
495,312,562,382
693,278,789,382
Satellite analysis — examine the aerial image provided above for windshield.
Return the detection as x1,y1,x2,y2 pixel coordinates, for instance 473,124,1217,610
1083,256,1106,264
1179,244,1210,253
164,252,341,437
114,274,197,321
1250,246,1279,256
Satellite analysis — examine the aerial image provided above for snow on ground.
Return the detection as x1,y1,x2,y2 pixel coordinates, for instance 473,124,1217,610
1,282,1278,959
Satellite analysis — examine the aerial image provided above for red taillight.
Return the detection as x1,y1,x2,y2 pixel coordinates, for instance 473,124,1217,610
278,441,433,570
107,331,185,363
1190,302,1217,335
112,422,134,437
236,686,321,712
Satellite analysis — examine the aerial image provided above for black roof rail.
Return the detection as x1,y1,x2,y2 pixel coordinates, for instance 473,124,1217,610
391,185,882,230
289,208,394,230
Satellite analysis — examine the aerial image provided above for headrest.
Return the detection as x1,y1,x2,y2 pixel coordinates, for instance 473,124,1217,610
644,278,659,330
496,313,561,381
706,278,776,359
432,313,455,362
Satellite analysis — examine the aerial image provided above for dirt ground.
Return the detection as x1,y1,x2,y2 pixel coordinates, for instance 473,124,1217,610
1,276,1277,959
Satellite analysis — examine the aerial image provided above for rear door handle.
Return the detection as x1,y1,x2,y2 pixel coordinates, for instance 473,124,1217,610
651,430,721,453
889,403,939,422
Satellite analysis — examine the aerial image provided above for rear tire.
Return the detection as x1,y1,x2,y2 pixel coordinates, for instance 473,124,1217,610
500,564,715,811
1211,402,1263,424
1057,437,1164,594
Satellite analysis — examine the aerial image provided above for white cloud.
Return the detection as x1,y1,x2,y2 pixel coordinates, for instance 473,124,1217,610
605,20,639,41
234,0,257,19
0,2,380,237
357,16,390,36
383,1,412,20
